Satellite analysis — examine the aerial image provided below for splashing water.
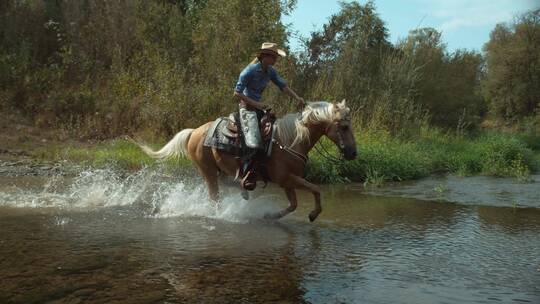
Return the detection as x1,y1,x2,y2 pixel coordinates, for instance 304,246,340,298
0,168,283,223
152,181,283,222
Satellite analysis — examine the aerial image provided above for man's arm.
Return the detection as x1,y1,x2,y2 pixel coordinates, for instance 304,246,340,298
269,67,305,109
234,66,267,111
283,86,306,108
234,91,267,111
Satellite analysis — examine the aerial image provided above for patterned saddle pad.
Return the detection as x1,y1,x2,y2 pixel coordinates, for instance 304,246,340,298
203,117,276,157
203,117,238,154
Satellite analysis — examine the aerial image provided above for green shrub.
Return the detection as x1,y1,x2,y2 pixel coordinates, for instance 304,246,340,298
306,129,536,184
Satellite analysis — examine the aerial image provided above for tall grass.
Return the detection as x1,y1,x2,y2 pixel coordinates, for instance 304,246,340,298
29,128,536,184
306,128,537,184
34,139,192,172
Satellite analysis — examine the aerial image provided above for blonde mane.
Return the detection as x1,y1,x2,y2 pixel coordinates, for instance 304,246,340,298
276,101,349,147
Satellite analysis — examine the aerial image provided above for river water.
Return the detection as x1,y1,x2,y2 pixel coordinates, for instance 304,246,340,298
1,168,539,303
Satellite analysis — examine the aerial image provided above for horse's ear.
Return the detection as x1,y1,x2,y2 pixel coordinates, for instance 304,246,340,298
339,99,346,107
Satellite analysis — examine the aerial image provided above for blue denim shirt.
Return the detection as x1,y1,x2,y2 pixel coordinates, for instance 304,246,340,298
234,62,287,101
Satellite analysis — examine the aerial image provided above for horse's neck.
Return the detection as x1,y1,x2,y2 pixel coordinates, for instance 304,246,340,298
294,123,326,156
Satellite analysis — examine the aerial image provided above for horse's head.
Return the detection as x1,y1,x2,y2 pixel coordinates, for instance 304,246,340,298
325,100,357,160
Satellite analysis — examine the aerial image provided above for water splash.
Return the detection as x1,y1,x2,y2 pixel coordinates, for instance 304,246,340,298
151,181,282,222
67,168,157,208
0,168,283,223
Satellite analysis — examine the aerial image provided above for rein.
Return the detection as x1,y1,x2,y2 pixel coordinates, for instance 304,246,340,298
272,107,349,166
272,138,308,165
313,140,343,163
312,119,347,164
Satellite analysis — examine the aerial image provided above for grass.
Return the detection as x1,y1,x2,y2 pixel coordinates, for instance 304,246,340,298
33,138,192,171
434,184,449,194
28,128,538,185
306,128,538,184
532,152,540,172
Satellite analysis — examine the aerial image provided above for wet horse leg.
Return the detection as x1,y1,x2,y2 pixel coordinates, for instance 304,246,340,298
202,168,219,201
191,142,220,201
194,162,219,201
287,174,322,222
267,188,298,219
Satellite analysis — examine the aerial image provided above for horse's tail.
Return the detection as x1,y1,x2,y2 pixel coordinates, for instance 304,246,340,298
132,129,194,160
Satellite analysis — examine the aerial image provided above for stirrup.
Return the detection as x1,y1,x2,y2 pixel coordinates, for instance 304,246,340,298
241,171,256,191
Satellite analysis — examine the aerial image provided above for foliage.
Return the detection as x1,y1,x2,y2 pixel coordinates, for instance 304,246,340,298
306,129,536,184
0,0,294,137
483,9,540,122
35,138,192,171
293,2,432,136
399,28,486,129
1,1,539,183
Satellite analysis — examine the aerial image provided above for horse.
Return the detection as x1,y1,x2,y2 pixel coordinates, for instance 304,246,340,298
135,100,357,222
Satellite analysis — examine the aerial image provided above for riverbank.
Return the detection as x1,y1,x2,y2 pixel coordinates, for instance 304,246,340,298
0,112,191,177
1,112,538,182
307,129,540,184
1,133,538,185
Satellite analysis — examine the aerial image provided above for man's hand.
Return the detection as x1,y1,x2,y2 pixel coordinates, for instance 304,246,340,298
283,86,305,109
237,93,267,111
258,103,269,111
296,97,306,111
298,97,306,108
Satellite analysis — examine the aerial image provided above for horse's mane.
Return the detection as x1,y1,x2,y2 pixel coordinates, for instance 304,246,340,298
276,101,336,147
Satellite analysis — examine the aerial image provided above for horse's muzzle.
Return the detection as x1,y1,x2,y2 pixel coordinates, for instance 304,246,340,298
343,147,357,160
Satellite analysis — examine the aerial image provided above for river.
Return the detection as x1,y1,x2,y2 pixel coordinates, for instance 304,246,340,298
1,168,539,303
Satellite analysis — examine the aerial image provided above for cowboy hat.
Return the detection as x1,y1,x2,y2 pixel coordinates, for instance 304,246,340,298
258,42,286,57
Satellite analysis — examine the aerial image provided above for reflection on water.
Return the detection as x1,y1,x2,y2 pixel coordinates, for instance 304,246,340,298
364,175,540,208
0,169,539,303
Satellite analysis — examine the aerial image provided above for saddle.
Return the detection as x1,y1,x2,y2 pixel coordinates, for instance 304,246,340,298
203,110,276,191
203,110,276,156
221,111,275,142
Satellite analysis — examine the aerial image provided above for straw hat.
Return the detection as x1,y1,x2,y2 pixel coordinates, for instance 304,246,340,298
258,42,286,57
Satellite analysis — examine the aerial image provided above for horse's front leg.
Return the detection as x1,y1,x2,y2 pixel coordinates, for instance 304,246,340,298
265,188,297,220
197,167,219,201
287,174,322,222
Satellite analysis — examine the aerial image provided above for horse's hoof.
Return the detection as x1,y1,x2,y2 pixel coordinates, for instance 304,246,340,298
263,213,276,220
241,190,250,200
264,212,283,220
308,212,319,222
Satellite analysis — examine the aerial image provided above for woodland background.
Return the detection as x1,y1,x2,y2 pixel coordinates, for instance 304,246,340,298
1,0,539,182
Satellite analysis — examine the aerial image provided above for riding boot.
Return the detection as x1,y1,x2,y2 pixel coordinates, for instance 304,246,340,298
241,157,257,191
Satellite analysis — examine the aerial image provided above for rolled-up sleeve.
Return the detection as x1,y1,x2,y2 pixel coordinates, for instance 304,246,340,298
235,66,251,94
270,67,287,91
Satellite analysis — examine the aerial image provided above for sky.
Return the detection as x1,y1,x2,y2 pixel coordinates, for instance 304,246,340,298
282,0,539,53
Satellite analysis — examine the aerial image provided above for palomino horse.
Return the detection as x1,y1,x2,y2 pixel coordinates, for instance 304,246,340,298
136,101,357,222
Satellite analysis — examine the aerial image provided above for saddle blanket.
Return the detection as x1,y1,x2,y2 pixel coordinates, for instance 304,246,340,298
203,117,276,157
203,117,237,154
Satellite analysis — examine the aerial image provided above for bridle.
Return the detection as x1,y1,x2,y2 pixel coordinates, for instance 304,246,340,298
273,111,352,166
313,118,350,163
333,118,350,151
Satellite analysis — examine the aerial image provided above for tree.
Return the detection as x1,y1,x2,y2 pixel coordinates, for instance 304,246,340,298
306,1,391,107
190,0,294,118
303,1,428,135
483,9,540,122
400,27,485,128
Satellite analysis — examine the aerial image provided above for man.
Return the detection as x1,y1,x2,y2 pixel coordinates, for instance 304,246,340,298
233,42,305,190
